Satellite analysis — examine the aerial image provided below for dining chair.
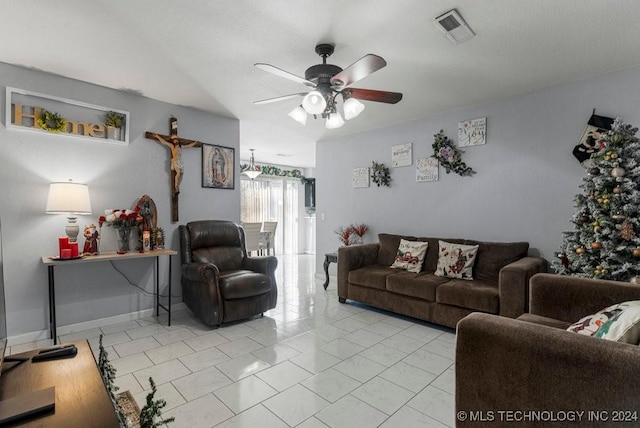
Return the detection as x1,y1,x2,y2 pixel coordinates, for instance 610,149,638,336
241,222,262,255
261,221,278,255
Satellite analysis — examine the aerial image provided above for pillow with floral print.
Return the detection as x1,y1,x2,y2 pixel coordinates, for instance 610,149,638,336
434,240,479,280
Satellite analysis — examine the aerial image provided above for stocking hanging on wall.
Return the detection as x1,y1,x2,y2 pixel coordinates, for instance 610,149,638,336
573,112,614,168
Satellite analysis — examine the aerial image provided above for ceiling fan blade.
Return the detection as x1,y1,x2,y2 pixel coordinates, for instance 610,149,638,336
255,63,315,87
253,93,307,105
347,88,403,104
330,54,387,88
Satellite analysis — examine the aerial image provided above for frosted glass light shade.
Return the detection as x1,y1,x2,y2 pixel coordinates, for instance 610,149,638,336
325,112,345,129
288,106,307,125
45,181,92,214
343,97,365,120
244,170,262,179
302,91,327,115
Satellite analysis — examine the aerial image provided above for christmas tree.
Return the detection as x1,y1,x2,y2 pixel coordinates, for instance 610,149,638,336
554,119,640,281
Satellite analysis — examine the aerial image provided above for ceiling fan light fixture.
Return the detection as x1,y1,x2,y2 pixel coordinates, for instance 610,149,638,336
325,111,345,129
343,97,365,120
243,149,262,179
288,105,307,125
302,91,327,115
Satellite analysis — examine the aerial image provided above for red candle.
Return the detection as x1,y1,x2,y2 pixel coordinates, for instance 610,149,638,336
58,237,70,257
69,242,79,258
61,249,71,259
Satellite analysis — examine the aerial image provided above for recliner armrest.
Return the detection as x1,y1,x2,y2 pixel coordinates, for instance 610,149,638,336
529,273,640,323
456,313,640,425
242,256,278,275
181,262,220,282
498,256,547,318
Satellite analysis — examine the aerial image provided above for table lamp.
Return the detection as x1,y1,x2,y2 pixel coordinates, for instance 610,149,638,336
45,180,92,242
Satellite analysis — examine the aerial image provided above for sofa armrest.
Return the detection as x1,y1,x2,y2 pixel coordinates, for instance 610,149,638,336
337,243,380,299
181,262,220,282
529,273,640,323
456,313,640,426
498,256,547,318
242,256,278,275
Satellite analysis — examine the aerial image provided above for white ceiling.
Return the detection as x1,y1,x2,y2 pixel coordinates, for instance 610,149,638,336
2,1,640,168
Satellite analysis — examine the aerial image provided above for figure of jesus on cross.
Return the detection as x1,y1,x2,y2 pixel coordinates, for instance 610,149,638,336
145,117,201,222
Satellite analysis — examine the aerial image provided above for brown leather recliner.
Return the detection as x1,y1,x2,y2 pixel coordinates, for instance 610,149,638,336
178,220,278,327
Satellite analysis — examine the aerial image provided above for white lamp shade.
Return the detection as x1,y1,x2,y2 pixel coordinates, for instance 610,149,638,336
288,106,307,125
343,97,365,120
302,91,327,115
45,182,92,214
325,112,345,129
243,170,262,179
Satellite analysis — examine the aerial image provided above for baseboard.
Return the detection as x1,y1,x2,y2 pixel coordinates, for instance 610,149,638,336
9,302,188,346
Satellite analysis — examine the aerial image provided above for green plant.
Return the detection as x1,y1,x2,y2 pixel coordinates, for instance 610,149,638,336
98,335,128,425
432,130,475,176
37,109,67,132
139,378,175,428
104,111,125,128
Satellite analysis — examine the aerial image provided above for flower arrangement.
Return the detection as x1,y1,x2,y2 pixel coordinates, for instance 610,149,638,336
432,130,475,176
335,223,368,246
37,109,67,133
104,111,125,128
371,161,391,187
99,208,143,229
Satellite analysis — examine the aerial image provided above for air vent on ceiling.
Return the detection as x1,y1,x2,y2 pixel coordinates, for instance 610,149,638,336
434,9,475,44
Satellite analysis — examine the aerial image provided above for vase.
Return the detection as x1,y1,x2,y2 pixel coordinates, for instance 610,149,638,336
115,227,134,254
349,235,363,246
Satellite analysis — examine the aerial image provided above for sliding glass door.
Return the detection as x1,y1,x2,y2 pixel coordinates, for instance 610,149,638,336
240,177,299,254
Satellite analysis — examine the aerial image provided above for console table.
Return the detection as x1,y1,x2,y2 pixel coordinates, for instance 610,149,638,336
323,251,338,290
42,250,177,344
0,339,120,427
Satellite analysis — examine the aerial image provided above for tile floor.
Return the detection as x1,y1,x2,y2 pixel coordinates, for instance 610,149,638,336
11,254,456,427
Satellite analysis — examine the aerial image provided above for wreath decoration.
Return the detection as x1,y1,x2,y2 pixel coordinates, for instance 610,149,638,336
37,109,67,133
432,130,475,176
371,161,391,187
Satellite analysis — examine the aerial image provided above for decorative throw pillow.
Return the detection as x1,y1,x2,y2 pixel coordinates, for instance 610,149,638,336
434,240,479,280
567,301,640,344
390,239,429,273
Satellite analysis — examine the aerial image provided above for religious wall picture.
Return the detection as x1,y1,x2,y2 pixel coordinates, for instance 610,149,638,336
202,144,235,189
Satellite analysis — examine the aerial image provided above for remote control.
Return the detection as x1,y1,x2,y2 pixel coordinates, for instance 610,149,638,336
32,344,78,361
37,344,76,354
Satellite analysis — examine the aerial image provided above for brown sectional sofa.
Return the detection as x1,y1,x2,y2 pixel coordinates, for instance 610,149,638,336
456,273,640,427
337,233,547,328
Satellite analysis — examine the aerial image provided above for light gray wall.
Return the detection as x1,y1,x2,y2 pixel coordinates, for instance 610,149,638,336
316,65,640,274
0,62,240,338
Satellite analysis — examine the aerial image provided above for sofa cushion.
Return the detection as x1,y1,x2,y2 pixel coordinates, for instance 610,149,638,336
517,313,572,330
377,234,416,266
391,239,429,273
567,301,640,344
464,240,529,281
349,265,399,290
219,270,271,299
434,241,479,280
436,279,499,313
386,271,449,301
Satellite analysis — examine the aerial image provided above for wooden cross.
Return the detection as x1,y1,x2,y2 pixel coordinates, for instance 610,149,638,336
145,117,201,222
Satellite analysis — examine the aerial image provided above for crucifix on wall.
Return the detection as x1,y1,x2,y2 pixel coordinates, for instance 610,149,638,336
145,117,201,222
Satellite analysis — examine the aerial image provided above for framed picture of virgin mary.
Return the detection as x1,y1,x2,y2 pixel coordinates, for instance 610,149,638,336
202,144,235,189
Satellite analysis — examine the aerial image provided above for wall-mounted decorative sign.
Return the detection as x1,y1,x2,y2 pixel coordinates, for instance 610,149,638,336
458,117,486,147
416,157,439,182
392,143,412,167
5,87,130,145
352,167,370,188
202,144,235,189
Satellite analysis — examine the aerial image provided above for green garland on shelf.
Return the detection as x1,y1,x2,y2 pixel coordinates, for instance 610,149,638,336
371,161,391,187
37,109,67,133
240,163,307,182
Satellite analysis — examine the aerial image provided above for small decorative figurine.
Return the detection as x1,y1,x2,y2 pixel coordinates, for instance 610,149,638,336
82,224,99,255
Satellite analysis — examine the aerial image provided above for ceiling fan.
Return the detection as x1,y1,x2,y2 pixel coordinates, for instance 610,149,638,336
254,43,403,129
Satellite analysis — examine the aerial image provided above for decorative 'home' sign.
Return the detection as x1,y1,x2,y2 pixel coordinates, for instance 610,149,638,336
5,87,130,145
